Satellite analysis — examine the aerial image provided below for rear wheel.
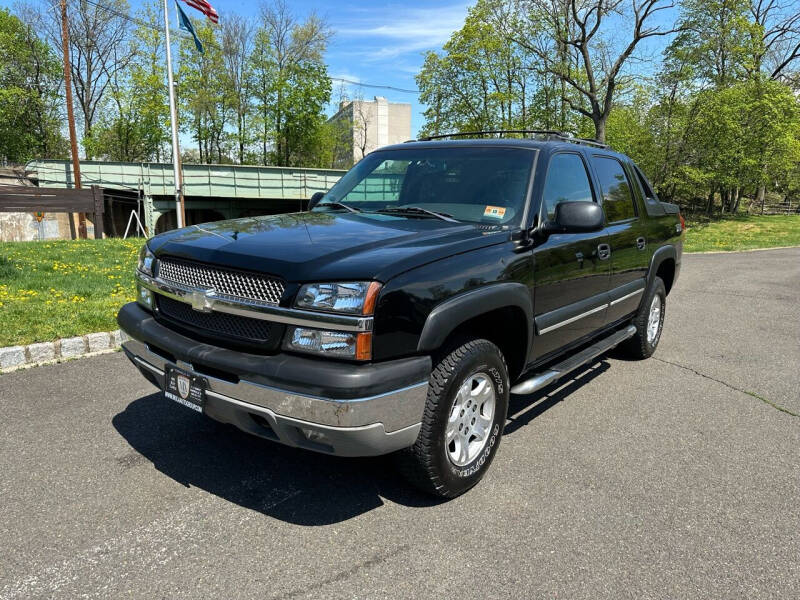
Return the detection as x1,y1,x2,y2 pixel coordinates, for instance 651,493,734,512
621,276,666,359
396,339,509,498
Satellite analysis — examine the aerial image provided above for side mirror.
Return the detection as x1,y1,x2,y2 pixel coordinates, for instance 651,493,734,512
539,201,604,237
308,191,325,210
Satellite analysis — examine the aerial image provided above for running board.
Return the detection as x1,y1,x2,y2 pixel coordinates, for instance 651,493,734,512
510,325,637,395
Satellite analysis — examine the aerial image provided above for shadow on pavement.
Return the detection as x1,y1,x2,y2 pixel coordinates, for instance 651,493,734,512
112,392,444,526
112,359,609,525
506,359,610,435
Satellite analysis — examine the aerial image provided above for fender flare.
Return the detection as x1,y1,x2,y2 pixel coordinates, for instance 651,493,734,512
647,244,677,289
416,283,533,353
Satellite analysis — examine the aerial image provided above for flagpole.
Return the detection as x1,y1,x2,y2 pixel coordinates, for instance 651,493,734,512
163,0,184,228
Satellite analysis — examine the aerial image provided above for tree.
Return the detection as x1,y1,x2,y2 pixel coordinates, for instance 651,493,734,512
250,0,331,166
667,0,758,88
221,15,254,163
417,0,540,137
749,0,800,83
35,0,134,149
0,7,66,161
84,1,169,161
509,0,680,142
178,22,231,163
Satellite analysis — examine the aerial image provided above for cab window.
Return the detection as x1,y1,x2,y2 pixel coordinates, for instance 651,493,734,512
591,155,637,222
541,153,595,221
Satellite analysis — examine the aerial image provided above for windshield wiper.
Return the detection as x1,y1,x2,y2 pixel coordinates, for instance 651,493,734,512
376,206,459,222
318,201,361,213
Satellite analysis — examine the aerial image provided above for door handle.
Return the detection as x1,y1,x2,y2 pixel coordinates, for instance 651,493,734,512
597,243,611,260
636,237,646,250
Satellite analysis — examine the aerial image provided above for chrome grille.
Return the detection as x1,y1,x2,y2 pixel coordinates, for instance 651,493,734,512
156,257,285,305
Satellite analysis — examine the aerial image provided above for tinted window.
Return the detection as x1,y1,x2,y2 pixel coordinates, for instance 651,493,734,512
541,153,594,220
634,165,654,198
592,156,636,222
317,147,534,226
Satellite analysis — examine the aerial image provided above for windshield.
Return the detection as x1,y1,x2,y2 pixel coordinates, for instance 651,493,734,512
315,147,536,227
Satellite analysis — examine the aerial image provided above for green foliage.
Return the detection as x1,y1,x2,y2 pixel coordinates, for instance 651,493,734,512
249,4,332,167
417,0,543,136
85,2,170,161
666,0,761,87
178,21,232,163
0,8,67,162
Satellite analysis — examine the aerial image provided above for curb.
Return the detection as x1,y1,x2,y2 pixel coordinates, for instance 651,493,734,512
0,330,129,373
684,244,800,255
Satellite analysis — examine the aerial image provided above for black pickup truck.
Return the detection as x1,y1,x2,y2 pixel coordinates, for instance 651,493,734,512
118,132,683,497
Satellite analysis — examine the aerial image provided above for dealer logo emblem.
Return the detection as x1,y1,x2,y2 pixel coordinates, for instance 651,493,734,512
177,374,191,399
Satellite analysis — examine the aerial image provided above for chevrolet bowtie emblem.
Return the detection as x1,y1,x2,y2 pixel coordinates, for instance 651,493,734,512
190,288,216,312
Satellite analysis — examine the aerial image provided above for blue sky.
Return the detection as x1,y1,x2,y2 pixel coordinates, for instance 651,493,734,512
290,0,471,134
0,0,472,136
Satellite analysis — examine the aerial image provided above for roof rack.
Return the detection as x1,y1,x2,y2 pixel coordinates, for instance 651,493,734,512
414,130,609,149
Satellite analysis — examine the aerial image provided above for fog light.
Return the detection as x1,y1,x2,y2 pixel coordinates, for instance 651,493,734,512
284,326,372,360
137,284,153,310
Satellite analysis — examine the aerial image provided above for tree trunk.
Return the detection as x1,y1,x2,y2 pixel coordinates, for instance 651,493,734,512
757,184,766,214
594,116,606,144
706,187,715,215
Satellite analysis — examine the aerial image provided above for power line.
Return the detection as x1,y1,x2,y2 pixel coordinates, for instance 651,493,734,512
330,77,419,94
62,1,421,94
64,0,163,32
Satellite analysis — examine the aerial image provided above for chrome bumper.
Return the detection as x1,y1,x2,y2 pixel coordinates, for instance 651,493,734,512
122,337,428,457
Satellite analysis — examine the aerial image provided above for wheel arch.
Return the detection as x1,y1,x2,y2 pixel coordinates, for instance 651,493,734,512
417,283,533,381
648,245,677,295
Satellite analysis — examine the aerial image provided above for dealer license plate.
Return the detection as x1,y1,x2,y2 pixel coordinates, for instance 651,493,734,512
164,366,205,413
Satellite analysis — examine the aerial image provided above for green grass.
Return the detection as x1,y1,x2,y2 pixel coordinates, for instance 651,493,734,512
0,239,140,347
684,214,800,253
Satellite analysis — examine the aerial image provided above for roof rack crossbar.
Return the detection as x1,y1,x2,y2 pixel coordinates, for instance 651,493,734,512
415,129,609,149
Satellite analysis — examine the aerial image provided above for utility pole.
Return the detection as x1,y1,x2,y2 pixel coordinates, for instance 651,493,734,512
162,0,185,228
59,0,87,239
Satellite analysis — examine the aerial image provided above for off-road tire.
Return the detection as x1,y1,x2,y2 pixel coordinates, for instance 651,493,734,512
621,276,666,359
396,338,509,498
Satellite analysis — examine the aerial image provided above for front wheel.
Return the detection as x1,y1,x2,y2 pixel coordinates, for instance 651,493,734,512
621,276,666,359
396,339,509,498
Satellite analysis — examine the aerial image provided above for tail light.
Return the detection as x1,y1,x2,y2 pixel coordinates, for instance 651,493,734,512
679,213,685,233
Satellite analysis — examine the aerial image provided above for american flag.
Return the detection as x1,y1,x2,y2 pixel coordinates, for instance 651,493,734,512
181,0,219,24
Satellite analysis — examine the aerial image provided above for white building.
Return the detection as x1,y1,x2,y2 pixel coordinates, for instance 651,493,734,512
328,96,412,167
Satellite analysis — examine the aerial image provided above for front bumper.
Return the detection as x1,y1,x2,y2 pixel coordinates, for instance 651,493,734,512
118,302,431,457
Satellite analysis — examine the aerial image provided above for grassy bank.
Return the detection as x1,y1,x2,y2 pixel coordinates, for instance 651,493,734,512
0,239,139,347
683,214,800,253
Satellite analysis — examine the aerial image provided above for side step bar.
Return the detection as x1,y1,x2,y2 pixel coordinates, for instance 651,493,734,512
510,325,637,395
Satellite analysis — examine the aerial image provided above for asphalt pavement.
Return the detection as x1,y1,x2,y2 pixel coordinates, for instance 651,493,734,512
1,247,798,599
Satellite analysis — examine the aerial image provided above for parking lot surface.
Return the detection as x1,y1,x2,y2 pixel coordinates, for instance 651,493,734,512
1,247,798,599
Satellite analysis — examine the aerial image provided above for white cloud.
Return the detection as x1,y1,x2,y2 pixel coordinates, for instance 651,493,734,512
335,3,469,60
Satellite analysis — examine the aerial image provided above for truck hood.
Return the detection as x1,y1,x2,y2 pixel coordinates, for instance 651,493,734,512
148,211,509,282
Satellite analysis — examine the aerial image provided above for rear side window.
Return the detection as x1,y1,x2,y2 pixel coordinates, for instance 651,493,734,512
591,156,637,222
541,153,594,220
633,165,655,199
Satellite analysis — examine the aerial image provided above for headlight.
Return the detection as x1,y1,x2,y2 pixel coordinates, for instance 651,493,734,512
137,244,155,276
295,281,381,315
284,326,372,361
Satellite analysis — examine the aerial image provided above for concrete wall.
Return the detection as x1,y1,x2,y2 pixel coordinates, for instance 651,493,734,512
0,168,77,241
